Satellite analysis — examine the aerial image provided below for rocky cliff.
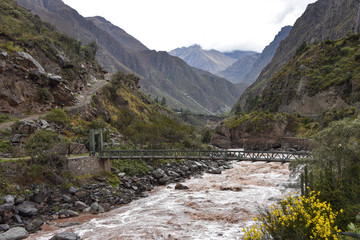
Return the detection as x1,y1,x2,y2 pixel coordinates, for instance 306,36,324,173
15,0,243,114
238,0,360,108
0,0,105,115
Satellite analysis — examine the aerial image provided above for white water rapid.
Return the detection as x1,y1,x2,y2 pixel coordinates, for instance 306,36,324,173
28,161,294,240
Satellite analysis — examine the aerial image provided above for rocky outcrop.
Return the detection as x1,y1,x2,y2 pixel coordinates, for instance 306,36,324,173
211,120,309,151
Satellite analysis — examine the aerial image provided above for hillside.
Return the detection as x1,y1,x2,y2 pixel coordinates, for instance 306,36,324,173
242,26,292,85
14,0,243,114
247,34,360,115
0,0,105,115
238,0,360,108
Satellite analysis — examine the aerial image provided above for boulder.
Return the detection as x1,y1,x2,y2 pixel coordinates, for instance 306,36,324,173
56,222,81,228
90,202,104,214
16,201,38,217
25,219,43,233
0,203,15,221
58,210,79,219
0,224,9,232
175,183,189,190
74,201,87,211
152,169,165,179
158,176,171,185
0,227,28,240
50,232,80,240
2,196,14,204
12,215,22,224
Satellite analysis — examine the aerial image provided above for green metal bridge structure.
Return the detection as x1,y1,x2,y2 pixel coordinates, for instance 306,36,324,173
89,129,309,163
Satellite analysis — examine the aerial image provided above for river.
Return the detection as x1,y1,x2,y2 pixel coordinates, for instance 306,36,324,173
28,161,295,240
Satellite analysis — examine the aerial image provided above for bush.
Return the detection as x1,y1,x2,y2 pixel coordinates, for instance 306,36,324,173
243,191,342,239
111,159,150,176
25,130,69,169
37,88,52,102
45,108,69,125
294,117,360,229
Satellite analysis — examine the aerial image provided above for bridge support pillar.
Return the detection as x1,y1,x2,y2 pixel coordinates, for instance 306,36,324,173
99,158,111,172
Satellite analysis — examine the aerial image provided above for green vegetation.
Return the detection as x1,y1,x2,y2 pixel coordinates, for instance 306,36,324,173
245,33,360,112
25,130,69,168
45,108,70,126
37,88,53,102
243,192,341,239
111,159,150,176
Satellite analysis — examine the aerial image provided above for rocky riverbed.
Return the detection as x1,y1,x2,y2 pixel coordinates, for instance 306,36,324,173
0,159,232,240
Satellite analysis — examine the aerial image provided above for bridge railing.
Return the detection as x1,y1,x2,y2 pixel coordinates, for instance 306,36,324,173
99,149,310,162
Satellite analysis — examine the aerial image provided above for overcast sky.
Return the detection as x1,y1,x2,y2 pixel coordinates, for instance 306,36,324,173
62,0,317,53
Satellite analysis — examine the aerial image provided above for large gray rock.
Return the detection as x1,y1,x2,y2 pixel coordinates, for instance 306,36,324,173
0,227,28,240
2,196,14,204
50,232,80,240
25,219,43,233
90,202,104,214
152,169,165,179
16,201,37,217
74,201,87,211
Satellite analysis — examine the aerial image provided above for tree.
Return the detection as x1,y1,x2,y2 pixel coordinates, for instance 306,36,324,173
161,96,166,106
294,116,360,228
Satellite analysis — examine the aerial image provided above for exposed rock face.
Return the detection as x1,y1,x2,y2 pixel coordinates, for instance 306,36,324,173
238,0,360,108
211,120,309,151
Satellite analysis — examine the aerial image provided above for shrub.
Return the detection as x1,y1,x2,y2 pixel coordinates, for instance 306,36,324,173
25,130,69,169
37,88,53,102
243,191,342,240
45,108,69,125
111,159,150,176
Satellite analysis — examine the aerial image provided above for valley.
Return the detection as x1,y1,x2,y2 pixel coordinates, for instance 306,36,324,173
1,0,360,239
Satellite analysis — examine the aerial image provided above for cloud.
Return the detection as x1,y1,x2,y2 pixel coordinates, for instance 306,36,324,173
62,0,317,52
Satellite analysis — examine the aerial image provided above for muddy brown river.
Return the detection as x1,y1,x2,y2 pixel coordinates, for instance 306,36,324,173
27,161,294,240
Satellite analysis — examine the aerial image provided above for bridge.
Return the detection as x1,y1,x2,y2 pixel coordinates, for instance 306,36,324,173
99,149,309,163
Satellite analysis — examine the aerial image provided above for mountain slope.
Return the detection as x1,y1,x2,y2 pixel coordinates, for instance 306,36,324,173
169,45,237,74
87,16,148,52
0,0,105,115
238,0,360,108
223,50,258,60
217,54,260,83
15,0,243,114
242,26,292,85
248,34,360,115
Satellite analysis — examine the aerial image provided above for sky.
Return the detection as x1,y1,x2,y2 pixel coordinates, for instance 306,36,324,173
62,0,317,53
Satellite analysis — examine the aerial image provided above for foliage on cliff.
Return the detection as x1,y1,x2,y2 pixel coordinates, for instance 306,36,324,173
245,34,360,113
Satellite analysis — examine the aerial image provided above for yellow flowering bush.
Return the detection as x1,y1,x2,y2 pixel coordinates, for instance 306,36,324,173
243,191,342,240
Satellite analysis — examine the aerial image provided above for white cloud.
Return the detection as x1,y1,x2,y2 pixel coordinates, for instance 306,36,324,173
62,0,317,52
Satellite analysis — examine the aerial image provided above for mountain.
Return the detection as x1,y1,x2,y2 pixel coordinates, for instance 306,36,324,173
87,16,148,52
217,54,260,83
223,50,258,60
238,0,360,109
241,26,292,85
15,0,244,115
168,45,237,74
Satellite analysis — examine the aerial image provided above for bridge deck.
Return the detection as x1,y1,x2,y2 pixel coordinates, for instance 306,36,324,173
100,150,309,163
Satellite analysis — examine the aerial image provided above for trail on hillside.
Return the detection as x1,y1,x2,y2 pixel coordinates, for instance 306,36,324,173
0,79,109,130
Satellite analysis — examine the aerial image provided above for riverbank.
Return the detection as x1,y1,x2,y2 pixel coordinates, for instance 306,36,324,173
0,159,232,239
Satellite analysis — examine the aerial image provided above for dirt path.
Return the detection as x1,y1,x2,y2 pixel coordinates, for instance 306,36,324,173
0,79,109,130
